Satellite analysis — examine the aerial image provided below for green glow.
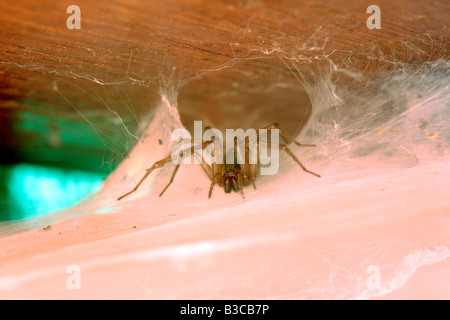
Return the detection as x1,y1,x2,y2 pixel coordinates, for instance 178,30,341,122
1,164,104,221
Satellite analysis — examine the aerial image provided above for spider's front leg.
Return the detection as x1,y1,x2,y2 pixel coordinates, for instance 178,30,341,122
117,139,214,201
234,136,257,190
208,173,221,199
117,155,174,201
237,170,245,199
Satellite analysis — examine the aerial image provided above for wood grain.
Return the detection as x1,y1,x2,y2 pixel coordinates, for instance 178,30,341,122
0,0,448,170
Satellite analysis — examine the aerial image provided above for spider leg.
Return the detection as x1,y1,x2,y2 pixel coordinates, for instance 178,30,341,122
117,156,173,201
118,139,214,201
195,138,215,180
159,163,181,197
194,152,214,180
234,136,257,190
237,171,245,199
250,133,260,185
263,123,316,147
244,136,257,189
209,136,224,182
208,173,221,199
261,141,321,178
193,136,225,199
160,139,214,196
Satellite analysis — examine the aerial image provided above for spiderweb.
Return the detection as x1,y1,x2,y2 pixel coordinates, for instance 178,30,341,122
0,20,449,299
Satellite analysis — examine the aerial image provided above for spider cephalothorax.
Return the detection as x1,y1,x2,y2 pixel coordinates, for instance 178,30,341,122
117,124,320,201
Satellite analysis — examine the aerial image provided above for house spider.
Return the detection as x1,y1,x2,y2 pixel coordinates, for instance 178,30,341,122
117,124,320,201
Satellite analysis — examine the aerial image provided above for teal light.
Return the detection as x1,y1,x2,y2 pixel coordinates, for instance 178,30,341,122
2,164,104,221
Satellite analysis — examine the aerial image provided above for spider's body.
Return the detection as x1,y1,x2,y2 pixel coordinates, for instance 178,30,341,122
117,124,320,201
202,143,259,198
214,146,257,195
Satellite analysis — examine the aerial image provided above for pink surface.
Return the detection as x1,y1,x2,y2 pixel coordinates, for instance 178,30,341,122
0,95,449,299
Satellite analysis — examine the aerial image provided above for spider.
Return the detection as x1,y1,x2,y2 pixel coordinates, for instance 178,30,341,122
117,124,320,201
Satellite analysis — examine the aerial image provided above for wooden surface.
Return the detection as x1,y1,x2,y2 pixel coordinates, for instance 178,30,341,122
0,0,448,171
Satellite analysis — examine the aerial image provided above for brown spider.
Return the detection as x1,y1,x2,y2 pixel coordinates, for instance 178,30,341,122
117,124,320,201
